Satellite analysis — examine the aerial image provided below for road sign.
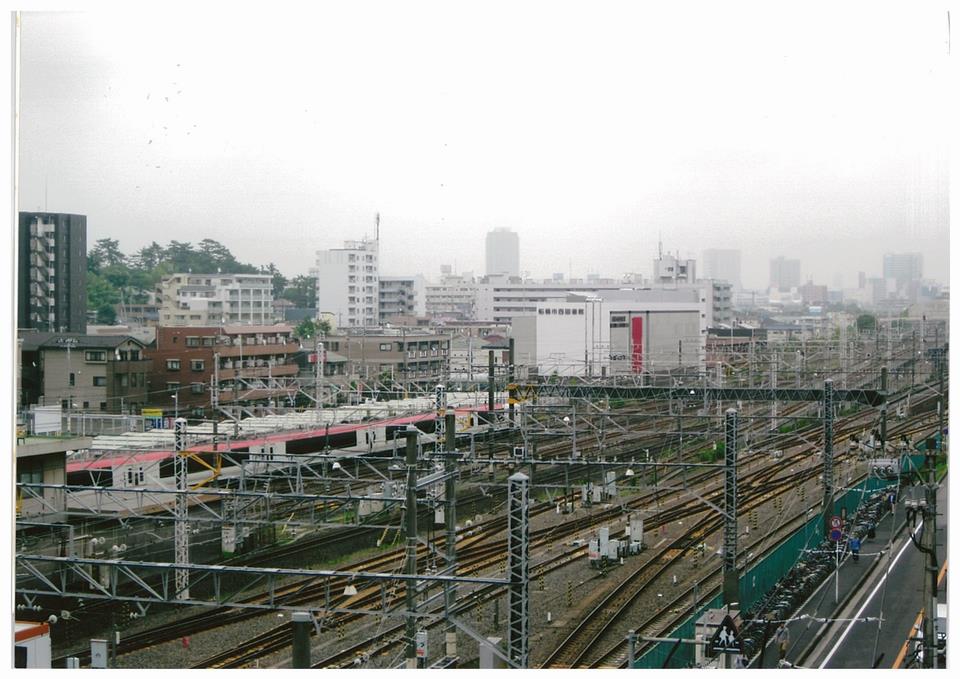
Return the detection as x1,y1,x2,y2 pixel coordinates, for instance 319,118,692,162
708,615,743,656
829,528,842,542
830,516,842,529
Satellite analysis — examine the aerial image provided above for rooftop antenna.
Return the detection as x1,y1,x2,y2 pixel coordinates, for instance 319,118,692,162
375,212,380,242
658,232,663,260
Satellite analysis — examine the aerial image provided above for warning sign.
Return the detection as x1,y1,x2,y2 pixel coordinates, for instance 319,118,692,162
708,615,743,656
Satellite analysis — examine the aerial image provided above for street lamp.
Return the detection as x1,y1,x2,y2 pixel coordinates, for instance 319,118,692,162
171,393,179,420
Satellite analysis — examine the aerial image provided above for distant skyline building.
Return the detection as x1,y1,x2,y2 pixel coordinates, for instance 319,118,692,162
652,252,696,287
485,228,520,277
883,252,923,290
701,248,742,291
17,211,87,333
769,256,801,292
315,237,380,328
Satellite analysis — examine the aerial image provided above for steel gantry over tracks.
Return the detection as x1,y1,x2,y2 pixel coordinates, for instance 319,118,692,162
508,380,885,407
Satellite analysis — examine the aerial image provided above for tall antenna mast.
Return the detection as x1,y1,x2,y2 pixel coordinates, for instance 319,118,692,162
375,212,380,242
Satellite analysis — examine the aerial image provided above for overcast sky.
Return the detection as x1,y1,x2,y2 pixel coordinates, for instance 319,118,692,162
17,3,951,289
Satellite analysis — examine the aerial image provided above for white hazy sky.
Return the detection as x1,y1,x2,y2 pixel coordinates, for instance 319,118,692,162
16,2,952,289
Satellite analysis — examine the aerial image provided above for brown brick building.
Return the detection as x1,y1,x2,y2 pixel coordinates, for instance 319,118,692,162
146,325,300,417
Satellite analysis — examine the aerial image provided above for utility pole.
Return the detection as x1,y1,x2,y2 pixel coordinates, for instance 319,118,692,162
174,418,190,599
723,408,739,608
404,429,420,668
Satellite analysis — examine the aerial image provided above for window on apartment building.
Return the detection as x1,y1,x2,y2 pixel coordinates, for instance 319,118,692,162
117,374,129,388
167,382,180,393
118,350,129,361
191,382,205,394
167,359,181,371
85,350,106,362
186,336,200,347
202,336,215,346
100,402,107,411
82,401,89,409
379,343,391,351
191,359,205,372
93,376,106,387
69,373,75,386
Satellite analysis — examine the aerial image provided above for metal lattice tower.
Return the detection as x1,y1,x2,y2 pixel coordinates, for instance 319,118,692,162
173,418,190,600
820,379,835,537
506,471,530,668
722,408,739,607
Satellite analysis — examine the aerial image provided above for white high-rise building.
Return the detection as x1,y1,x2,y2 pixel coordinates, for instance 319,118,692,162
315,238,379,328
485,228,519,277
701,249,742,291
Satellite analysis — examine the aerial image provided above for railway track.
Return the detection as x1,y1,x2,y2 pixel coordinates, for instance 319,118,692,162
42,340,942,667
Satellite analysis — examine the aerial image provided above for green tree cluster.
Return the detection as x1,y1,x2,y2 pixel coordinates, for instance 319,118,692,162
85,237,300,325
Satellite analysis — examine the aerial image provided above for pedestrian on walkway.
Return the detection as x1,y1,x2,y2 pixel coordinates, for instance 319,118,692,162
775,623,790,661
850,536,861,562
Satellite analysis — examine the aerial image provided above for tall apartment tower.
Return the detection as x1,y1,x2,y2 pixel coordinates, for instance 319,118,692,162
701,249,742,291
769,256,801,292
18,212,87,333
485,228,519,277
315,238,380,328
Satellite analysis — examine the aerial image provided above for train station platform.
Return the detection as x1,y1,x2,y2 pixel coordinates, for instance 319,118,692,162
751,477,948,669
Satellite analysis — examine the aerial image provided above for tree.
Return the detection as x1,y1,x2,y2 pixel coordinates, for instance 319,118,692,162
266,263,287,298
90,238,126,270
281,275,317,308
87,272,120,324
294,317,331,340
856,314,877,333
295,318,318,339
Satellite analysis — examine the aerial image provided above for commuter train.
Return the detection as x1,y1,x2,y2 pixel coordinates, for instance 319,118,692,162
65,405,497,491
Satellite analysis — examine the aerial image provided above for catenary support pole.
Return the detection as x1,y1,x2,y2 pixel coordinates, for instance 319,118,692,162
722,408,739,607
444,412,458,662
404,429,420,668
879,366,888,450
507,472,530,668
488,350,496,424
211,352,219,451
291,611,312,668
508,338,516,425
820,379,835,538
174,418,189,599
